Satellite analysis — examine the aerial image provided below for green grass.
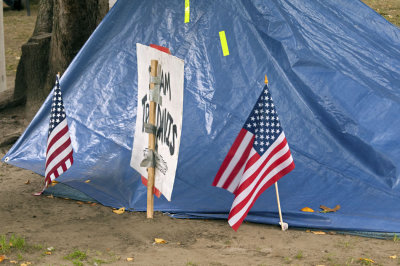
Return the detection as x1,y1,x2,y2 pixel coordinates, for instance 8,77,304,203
0,234,26,253
295,250,303,259
64,249,87,261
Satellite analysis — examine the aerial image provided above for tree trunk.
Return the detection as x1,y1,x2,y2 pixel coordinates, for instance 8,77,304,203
14,0,108,121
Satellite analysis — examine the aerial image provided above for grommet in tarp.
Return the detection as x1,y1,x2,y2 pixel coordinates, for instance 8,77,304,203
4,157,9,162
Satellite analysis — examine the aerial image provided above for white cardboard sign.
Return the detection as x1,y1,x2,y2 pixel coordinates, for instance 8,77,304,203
131,43,184,201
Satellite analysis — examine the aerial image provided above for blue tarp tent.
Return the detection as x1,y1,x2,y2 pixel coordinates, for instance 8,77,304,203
3,0,400,233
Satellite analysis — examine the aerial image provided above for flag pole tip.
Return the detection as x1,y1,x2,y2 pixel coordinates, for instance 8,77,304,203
264,75,268,85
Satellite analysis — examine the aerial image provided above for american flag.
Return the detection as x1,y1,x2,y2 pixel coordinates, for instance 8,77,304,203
45,74,74,186
212,85,295,231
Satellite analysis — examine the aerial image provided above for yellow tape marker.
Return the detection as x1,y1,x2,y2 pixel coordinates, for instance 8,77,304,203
219,31,230,56
185,0,190,23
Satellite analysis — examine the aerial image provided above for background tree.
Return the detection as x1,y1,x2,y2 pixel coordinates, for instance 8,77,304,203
14,0,108,120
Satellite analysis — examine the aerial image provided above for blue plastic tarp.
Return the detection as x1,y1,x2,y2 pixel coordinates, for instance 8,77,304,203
3,0,400,232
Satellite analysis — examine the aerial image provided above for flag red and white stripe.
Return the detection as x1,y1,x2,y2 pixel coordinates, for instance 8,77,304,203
44,74,74,186
213,85,295,231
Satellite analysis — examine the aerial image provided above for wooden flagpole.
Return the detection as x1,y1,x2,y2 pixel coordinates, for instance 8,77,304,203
147,59,158,219
266,75,287,231
275,182,287,231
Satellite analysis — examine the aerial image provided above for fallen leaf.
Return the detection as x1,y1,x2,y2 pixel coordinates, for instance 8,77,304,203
319,205,340,213
46,195,54,199
0,255,5,263
10,260,18,264
20,262,32,266
91,203,97,206
300,207,314,212
312,231,326,235
25,180,30,185
76,201,84,205
45,251,52,255
154,238,167,244
84,180,91,183
359,258,375,264
126,257,134,261
112,207,125,214
389,255,397,259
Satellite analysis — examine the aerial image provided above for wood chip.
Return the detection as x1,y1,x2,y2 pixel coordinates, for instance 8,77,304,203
154,238,167,244
319,205,340,213
112,207,125,214
311,231,326,235
300,207,315,212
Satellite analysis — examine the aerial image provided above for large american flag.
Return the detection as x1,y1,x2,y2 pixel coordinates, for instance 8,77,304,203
212,85,295,231
45,74,74,186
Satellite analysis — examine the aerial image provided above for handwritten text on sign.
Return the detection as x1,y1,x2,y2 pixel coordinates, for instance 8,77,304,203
131,43,184,201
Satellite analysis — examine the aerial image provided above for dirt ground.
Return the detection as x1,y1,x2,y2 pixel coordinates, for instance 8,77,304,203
1,2,400,266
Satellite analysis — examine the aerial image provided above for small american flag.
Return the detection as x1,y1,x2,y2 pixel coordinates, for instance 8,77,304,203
45,74,74,186
212,85,295,231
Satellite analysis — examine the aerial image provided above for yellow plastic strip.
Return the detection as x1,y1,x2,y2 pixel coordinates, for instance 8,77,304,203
219,31,229,56
185,0,190,23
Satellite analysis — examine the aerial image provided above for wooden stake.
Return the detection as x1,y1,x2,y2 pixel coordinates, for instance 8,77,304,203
147,60,158,219
275,182,287,231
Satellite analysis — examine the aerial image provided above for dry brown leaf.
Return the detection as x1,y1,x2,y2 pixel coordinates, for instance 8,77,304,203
312,231,326,235
10,260,18,264
46,195,54,199
76,201,84,205
84,180,91,183
359,258,375,264
319,205,340,213
389,255,397,259
25,180,30,185
113,207,125,214
300,207,315,212
154,238,167,244
126,257,134,261
91,203,97,206
0,255,6,263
